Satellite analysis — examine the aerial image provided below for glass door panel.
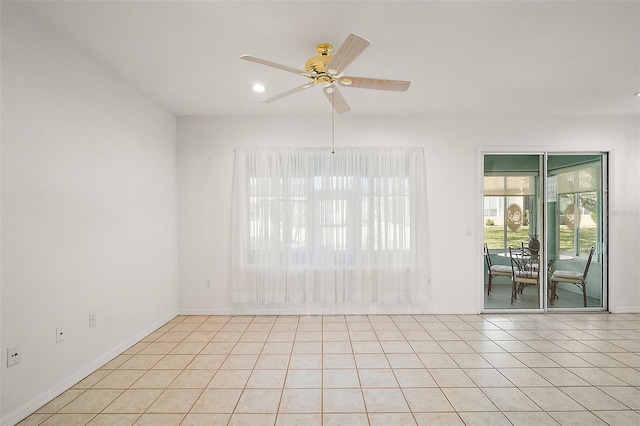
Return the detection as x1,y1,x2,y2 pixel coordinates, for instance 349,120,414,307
547,154,607,309
484,154,543,310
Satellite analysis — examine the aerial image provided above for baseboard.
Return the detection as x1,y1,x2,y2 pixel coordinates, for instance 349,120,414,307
1,311,178,426
178,305,480,316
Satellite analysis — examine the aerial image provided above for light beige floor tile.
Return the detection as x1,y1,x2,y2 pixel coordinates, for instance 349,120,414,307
254,354,290,369
463,369,513,387
285,369,322,388
186,354,226,369
414,412,464,426
262,342,293,354
387,353,424,368
323,341,352,353
402,388,454,412
512,352,560,368
323,353,355,369
503,411,559,426
72,370,111,389
323,369,360,388
438,341,475,353
449,353,493,368
323,388,366,413
118,354,163,369
574,352,626,367
409,341,445,353
497,368,551,387
379,341,414,353
190,389,242,413
132,369,181,389
598,385,640,409
323,331,350,341
200,342,235,355
180,413,230,426
428,368,475,387
207,370,251,388
481,353,527,368
279,388,322,413
39,413,97,426
601,367,640,385
393,368,437,387
559,386,628,410
102,355,134,369
442,387,498,411
155,331,190,343
523,387,585,411
592,410,640,425
358,369,399,388
322,413,368,425
36,389,86,413
246,369,287,388
275,413,322,425
482,387,541,411
230,342,264,355
138,342,178,355
351,341,384,353
369,412,416,425
146,389,201,413
152,354,195,370
235,389,282,413
167,369,214,388
362,388,409,412
548,410,607,425
183,332,217,342
102,389,162,413
16,414,52,426
132,413,184,425
292,342,322,354
86,413,139,425
567,367,628,386
541,352,593,368
531,367,589,387
354,353,389,368
59,389,123,413
457,411,511,426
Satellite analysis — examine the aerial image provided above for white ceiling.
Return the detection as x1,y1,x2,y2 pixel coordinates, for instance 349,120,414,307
12,0,640,117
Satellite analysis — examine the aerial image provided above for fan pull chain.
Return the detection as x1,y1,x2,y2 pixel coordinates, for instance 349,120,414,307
331,89,336,154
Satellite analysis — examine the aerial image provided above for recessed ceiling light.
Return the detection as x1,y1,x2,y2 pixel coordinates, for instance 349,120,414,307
251,83,266,93
635,91,640,97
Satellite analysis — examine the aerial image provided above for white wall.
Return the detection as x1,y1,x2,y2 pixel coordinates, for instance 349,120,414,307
177,115,640,315
1,5,178,424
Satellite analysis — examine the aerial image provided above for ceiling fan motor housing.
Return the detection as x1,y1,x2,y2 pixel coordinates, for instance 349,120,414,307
305,43,333,74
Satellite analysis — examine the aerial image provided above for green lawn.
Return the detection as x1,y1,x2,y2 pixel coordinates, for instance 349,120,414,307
484,225,597,254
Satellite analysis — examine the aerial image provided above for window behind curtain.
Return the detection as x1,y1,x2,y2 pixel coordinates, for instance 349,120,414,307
231,147,428,305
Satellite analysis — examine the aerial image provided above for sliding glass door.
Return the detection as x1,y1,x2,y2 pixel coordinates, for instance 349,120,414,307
482,152,608,311
547,154,607,309
483,155,544,310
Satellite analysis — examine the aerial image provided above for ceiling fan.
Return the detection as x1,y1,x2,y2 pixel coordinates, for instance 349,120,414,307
240,34,410,114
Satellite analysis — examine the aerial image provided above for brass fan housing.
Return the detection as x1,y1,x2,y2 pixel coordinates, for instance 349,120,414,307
305,43,333,73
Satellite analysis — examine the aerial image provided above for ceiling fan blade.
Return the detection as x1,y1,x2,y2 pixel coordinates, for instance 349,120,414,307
338,76,410,91
240,55,311,77
262,83,315,103
323,86,351,114
325,34,370,75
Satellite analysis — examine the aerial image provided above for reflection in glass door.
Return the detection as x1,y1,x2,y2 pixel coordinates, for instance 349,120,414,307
547,154,607,309
483,154,543,310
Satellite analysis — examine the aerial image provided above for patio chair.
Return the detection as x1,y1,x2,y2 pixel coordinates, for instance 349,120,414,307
509,246,540,305
549,246,595,307
484,243,512,295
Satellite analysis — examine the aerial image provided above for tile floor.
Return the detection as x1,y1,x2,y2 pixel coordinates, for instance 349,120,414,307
18,313,640,426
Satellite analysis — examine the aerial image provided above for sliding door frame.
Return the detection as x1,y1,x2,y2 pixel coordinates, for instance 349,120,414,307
478,148,609,313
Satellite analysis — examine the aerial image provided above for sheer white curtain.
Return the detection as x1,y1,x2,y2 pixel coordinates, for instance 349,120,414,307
231,147,428,305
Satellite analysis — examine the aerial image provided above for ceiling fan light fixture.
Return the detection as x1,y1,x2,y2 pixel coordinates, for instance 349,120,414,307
634,91,640,97
251,83,266,93
340,78,352,86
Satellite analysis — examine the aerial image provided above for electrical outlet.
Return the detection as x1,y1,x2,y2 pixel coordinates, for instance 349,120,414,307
6,346,20,367
56,326,64,343
89,313,96,328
